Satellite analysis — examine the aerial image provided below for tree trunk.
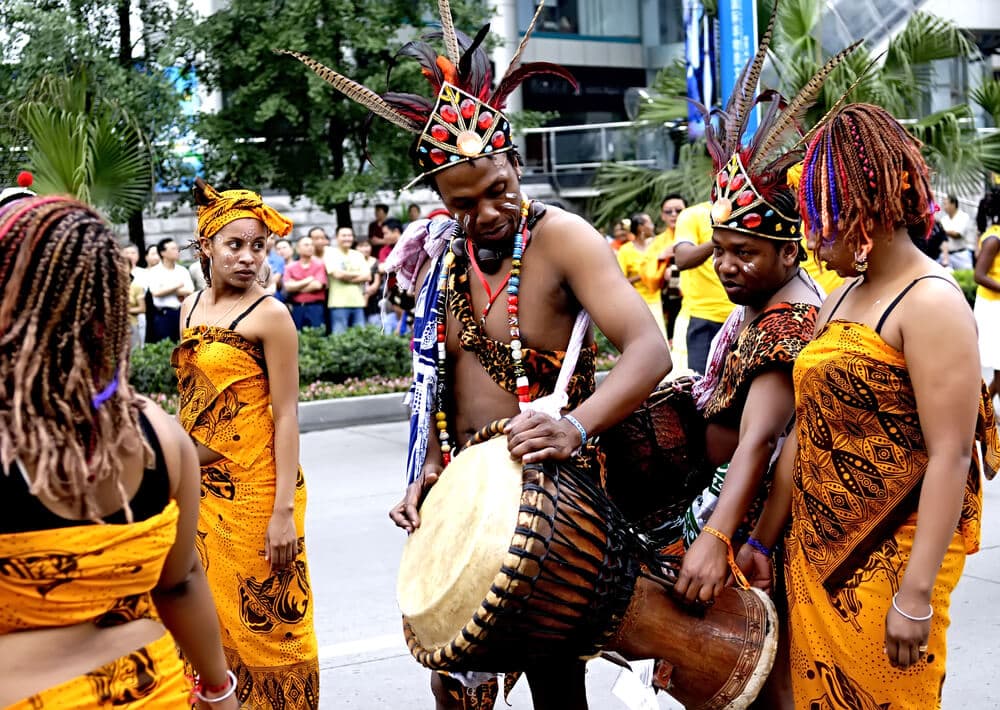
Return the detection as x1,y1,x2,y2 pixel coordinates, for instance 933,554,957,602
119,0,148,255
118,0,131,68
129,211,148,264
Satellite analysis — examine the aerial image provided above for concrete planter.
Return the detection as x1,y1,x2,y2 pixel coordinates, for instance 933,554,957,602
297,371,612,433
298,391,408,433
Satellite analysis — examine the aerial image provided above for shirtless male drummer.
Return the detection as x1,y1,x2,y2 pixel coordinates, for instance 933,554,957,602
279,4,670,708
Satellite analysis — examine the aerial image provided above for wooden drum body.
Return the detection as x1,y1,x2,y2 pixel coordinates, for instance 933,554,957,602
602,385,712,548
397,437,638,672
396,436,777,709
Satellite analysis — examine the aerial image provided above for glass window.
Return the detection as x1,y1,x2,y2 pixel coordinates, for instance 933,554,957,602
519,0,640,39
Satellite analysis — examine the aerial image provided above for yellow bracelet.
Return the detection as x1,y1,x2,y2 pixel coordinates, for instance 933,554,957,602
702,526,751,591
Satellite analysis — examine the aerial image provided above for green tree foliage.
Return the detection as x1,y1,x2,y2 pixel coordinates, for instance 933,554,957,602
18,72,152,221
0,0,199,199
194,0,489,226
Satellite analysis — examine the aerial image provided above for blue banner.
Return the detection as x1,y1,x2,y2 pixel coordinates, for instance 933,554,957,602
717,0,759,140
684,0,715,141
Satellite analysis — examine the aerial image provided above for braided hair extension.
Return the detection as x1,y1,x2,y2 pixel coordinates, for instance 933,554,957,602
0,197,148,522
799,103,934,259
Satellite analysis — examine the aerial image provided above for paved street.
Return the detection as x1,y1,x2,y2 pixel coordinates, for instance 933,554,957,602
301,421,1000,709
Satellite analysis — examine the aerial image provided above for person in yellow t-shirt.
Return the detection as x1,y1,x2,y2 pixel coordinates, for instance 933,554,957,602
655,194,687,340
617,212,667,338
974,195,1000,399
673,201,734,373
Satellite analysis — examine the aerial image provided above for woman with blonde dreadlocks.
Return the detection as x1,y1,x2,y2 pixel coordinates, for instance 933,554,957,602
0,196,238,709
173,178,319,708
739,103,1000,708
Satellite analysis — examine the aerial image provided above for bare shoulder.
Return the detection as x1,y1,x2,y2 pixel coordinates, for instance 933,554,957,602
900,269,971,322
243,295,296,342
534,205,604,244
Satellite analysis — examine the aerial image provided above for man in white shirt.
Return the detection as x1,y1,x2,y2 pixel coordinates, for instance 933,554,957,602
147,238,195,342
939,194,976,270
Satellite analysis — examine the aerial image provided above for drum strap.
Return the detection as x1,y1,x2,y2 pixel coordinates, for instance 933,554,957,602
519,310,590,420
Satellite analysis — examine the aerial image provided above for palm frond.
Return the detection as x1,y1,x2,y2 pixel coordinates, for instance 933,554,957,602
637,60,689,125
909,105,985,197
971,80,1000,125
589,140,713,229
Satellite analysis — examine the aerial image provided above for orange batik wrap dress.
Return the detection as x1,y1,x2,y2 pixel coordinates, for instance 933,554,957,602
786,319,1000,709
173,311,319,709
0,501,190,707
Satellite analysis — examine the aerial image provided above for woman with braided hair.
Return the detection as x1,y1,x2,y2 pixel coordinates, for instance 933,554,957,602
0,196,238,708
740,103,999,707
173,178,319,708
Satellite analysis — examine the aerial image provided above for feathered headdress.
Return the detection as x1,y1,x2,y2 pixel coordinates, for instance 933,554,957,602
276,1,577,190
693,1,860,240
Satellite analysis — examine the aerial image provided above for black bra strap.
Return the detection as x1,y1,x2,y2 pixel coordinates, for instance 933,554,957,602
875,275,956,334
229,294,272,329
826,278,862,321
186,290,205,328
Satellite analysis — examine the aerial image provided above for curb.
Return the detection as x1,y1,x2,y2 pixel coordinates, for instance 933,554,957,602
299,392,409,433
297,371,616,433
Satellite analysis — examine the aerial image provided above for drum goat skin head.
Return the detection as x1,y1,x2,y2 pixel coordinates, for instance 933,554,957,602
396,438,523,650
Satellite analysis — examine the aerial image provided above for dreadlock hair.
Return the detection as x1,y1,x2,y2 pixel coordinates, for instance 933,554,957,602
799,103,934,259
0,196,147,522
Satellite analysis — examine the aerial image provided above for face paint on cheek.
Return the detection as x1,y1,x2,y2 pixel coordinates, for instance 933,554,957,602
743,263,756,273
463,214,470,232
505,192,519,200
500,202,519,212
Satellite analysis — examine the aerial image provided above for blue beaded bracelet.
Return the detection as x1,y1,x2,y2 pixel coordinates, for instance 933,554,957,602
562,414,588,452
747,536,772,557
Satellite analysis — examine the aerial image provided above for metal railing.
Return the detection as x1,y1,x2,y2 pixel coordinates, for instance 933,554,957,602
518,119,676,195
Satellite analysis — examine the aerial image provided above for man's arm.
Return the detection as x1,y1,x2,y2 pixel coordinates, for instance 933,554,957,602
673,241,714,271
177,267,195,299
674,370,796,603
506,211,671,463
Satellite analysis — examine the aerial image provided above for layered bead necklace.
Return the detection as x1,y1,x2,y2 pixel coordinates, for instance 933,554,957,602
433,196,531,466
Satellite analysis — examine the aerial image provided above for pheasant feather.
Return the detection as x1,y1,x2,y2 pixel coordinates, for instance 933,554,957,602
500,0,546,87
437,0,461,67
748,40,862,170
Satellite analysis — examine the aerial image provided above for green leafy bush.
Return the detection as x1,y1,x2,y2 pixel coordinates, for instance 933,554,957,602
952,269,977,307
128,339,178,394
297,326,411,383
129,326,412,395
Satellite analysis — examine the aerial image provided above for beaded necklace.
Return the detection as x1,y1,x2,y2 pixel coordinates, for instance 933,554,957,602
433,197,531,466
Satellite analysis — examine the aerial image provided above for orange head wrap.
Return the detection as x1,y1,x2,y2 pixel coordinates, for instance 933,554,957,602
194,177,293,240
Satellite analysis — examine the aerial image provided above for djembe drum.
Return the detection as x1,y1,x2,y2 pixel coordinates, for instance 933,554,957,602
602,383,713,550
397,433,777,709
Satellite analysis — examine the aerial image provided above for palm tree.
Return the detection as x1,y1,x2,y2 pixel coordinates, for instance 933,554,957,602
15,71,152,223
590,2,998,228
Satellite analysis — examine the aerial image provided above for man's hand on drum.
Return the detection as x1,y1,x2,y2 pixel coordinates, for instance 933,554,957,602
505,410,581,464
388,466,441,533
734,543,773,594
674,532,730,604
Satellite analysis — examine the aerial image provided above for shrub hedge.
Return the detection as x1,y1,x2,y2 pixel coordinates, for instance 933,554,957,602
952,269,976,308
129,326,411,395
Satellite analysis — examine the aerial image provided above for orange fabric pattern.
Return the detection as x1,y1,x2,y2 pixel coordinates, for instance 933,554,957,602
173,325,319,709
790,321,996,591
196,182,293,240
786,319,1000,708
0,502,189,707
